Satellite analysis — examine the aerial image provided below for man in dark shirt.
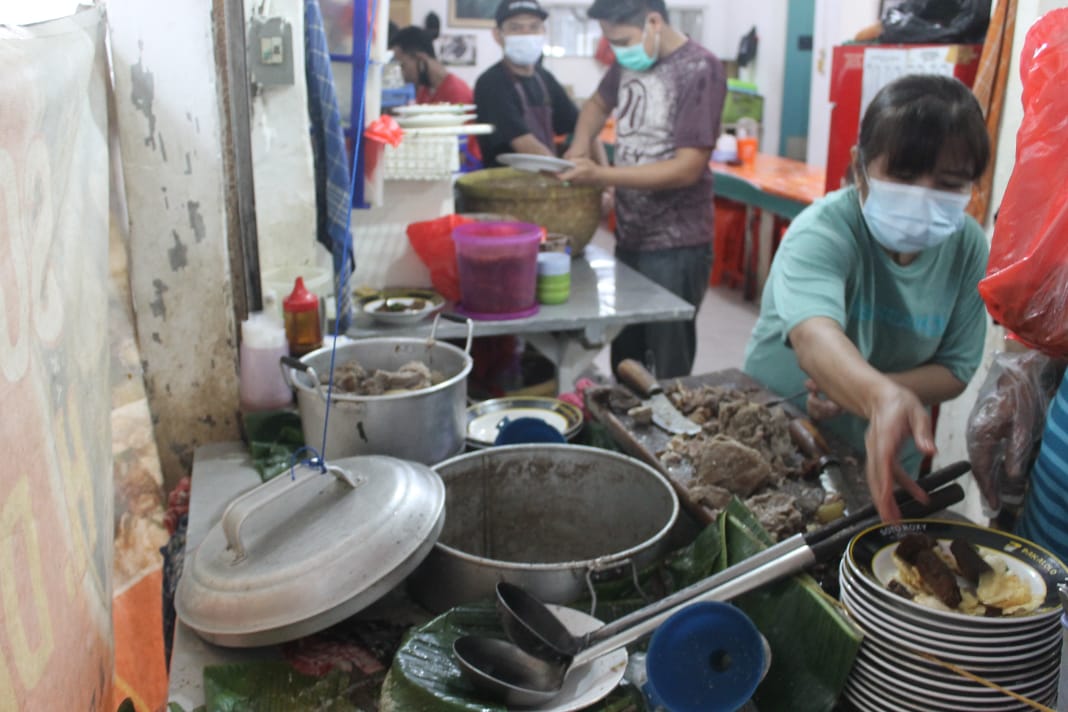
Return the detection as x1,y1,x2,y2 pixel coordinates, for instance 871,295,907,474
474,0,578,167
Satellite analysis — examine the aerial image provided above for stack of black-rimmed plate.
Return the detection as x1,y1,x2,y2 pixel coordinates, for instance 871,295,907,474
838,519,1066,711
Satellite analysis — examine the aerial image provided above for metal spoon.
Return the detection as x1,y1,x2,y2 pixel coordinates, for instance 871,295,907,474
500,461,973,662
455,482,965,708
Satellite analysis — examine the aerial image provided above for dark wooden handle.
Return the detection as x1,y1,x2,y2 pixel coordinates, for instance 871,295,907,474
280,355,310,372
788,417,831,459
808,483,965,563
804,462,972,547
616,359,661,397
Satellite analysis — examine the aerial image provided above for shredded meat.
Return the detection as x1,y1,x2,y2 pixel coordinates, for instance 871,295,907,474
326,358,441,395
607,380,834,541
744,491,804,540
665,384,798,478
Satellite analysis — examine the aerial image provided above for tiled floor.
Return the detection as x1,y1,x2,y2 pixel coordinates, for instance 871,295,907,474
591,229,760,380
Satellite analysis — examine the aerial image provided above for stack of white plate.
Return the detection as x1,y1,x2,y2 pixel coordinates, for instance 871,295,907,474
393,103,478,129
838,519,1066,712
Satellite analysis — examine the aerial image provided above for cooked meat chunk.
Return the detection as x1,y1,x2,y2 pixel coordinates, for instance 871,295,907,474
687,483,733,510
914,548,962,609
744,491,804,541
950,538,992,585
887,579,914,600
627,404,654,425
327,358,437,395
895,533,938,565
692,435,771,497
607,386,641,412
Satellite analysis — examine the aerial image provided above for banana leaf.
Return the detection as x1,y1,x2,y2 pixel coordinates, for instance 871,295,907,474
380,501,860,712
378,601,644,711
723,499,862,712
202,662,365,711
242,410,306,482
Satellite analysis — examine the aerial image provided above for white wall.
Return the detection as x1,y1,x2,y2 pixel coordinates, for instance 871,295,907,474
805,0,880,168
109,0,242,485
407,0,788,152
246,0,322,276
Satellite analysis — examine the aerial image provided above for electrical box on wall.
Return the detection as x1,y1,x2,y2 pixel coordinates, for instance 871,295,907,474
248,16,294,87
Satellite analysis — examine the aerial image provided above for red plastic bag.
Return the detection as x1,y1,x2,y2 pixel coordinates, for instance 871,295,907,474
406,214,474,302
978,9,1068,358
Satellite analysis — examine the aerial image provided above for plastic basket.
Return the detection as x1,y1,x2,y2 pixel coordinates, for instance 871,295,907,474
383,134,460,181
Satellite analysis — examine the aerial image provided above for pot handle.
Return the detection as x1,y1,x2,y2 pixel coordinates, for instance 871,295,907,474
221,462,362,561
583,556,645,617
280,355,331,402
430,313,474,354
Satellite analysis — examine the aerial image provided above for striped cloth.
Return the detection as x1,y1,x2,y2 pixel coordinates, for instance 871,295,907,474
1016,373,1068,564
305,0,353,331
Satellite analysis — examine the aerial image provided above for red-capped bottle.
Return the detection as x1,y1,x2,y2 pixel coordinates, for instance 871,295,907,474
283,277,323,357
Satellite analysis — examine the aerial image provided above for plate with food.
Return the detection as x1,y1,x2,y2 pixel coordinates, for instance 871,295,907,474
497,153,576,174
359,289,444,326
466,397,583,448
839,562,1054,642
846,519,1067,624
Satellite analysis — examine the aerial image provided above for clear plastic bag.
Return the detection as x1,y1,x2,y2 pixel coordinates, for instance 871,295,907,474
878,0,990,44
965,351,1064,515
978,9,1068,358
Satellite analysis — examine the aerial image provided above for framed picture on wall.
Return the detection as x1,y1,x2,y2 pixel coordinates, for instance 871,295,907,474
436,34,478,65
448,0,498,28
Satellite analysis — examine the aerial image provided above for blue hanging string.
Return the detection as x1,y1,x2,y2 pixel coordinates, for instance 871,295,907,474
287,445,325,479
317,0,379,467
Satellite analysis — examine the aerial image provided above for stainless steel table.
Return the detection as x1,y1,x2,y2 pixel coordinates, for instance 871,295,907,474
346,244,696,391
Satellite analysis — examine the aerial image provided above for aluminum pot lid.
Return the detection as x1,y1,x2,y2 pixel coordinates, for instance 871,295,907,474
175,455,445,647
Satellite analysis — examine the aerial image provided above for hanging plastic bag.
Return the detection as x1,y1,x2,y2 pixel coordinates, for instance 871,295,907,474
965,351,1064,515
406,214,474,302
878,0,990,44
978,9,1068,358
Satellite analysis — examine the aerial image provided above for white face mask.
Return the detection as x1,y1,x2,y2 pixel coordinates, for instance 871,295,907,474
504,34,544,66
861,177,971,254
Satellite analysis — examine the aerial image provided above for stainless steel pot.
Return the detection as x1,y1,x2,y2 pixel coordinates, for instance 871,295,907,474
407,444,680,612
282,317,473,464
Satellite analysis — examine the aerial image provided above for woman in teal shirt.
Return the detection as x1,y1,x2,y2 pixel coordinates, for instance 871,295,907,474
744,74,990,522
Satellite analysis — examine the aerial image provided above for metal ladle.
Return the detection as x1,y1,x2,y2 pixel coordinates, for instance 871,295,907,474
453,536,841,708
454,481,966,708
499,461,973,663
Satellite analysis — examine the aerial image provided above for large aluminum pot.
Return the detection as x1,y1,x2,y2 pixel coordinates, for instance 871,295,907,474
282,319,473,464
407,444,680,612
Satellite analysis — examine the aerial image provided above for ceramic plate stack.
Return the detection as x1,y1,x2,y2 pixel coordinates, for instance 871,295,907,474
838,519,1066,712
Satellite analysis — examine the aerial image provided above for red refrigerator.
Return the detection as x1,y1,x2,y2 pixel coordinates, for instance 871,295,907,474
825,43,982,193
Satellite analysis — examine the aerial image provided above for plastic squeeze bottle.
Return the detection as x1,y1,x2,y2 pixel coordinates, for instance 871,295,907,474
239,312,292,411
283,277,323,357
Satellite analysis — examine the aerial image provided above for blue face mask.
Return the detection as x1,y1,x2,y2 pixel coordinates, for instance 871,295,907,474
861,176,971,254
612,25,658,71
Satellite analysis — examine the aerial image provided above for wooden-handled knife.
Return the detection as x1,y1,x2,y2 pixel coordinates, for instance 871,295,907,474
788,416,846,501
616,359,702,436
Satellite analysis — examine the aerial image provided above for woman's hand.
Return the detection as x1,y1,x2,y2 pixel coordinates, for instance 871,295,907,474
864,382,934,522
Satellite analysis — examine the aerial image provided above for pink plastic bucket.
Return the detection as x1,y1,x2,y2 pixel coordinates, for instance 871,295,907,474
453,221,541,319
